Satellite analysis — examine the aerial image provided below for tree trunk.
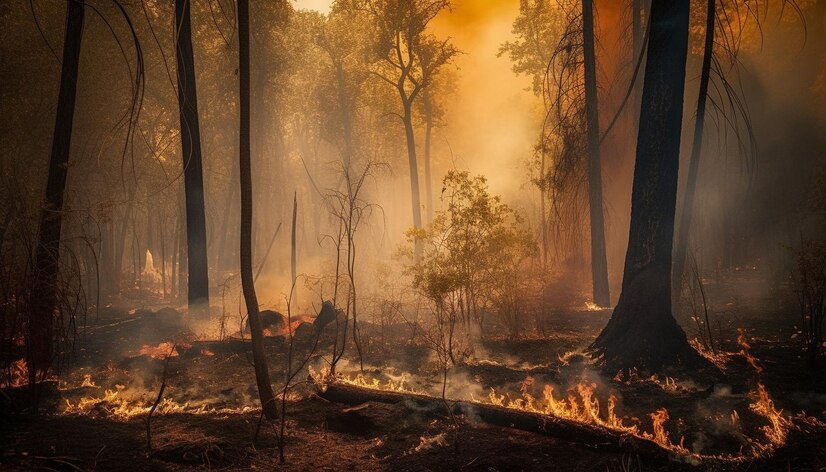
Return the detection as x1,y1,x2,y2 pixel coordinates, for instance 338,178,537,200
402,105,423,258
175,0,210,318
28,0,84,407
238,0,278,421
582,0,611,307
589,0,701,372
672,0,715,304
423,90,435,224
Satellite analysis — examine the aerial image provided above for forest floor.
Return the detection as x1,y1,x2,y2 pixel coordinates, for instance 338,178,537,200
2,273,826,471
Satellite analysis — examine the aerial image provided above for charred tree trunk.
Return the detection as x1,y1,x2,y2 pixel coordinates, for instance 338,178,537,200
672,0,715,303
28,0,84,407
238,0,278,421
589,0,702,372
175,0,210,318
583,0,610,307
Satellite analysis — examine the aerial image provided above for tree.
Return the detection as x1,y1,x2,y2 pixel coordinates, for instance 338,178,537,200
367,0,458,255
582,0,610,307
589,0,701,371
238,0,278,421
671,0,714,302
28,0,84,405
174,0,210,317
405,171,535,339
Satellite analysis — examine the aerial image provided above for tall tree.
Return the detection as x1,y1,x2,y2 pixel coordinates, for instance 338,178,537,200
174,0,210,317
238,0,278,421
582,0,610,307
368,0,457,254
589,0,701,371
28,0,84,404
671,0,715,302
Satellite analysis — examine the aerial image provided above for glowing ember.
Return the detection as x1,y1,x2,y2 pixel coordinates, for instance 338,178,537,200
136,342,189,360
583,301,606,311
1,358,28,388
736,333,763,374
80,374,97,388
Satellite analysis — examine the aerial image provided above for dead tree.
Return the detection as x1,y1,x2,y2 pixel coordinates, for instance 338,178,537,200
174,0,210,317
582,0,610,307
28,0,84,408
589,0,702,372
238,0,277,420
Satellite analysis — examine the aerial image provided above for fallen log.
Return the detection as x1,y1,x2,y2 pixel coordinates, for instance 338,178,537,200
316,381,670,457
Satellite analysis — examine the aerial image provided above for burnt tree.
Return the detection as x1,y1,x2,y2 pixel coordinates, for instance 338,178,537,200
672,0,715,301
582,0,610,307
589,0,702,371
175,0,210,317
28,0,84,404
238,0,278,420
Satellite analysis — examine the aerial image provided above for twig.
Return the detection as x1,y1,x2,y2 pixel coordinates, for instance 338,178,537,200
146,342,176,453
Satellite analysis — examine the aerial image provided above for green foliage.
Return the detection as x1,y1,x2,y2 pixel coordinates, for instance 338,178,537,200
402,171,535,326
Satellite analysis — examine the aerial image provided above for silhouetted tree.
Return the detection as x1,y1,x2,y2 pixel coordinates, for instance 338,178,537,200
28,0,84,406
590,0,701,371
174,0,210,317
238,0,278,421
582,0,610,307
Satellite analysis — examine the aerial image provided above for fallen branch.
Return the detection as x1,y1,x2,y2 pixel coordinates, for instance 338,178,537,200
315,381,668,457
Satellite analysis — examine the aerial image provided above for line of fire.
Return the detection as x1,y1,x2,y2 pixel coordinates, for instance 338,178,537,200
1,0,825,470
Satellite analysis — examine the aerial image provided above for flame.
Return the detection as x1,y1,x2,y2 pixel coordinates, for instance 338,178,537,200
62,383,255,421
689,338,729,370
136,342,190,360
310,365,416,394
584,301,605,311
748,383,791,453
736,333,764,373
80,374,97,388
1,358,28,388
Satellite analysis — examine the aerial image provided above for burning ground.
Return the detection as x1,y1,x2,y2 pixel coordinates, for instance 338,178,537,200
2,280,825,471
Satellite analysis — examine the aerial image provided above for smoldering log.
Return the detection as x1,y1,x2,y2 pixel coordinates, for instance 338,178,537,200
315,381,669,457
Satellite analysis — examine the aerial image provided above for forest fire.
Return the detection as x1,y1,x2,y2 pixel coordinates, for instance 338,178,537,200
2,0,825,470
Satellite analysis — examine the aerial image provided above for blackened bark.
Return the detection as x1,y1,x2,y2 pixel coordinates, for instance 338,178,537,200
238,0,278,421
590,0,702,371
175,0,210,317
28,0,84,407
672,0,715,303
582,0,610,307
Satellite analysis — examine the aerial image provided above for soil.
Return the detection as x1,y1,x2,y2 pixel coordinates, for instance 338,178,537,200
2,274,825,471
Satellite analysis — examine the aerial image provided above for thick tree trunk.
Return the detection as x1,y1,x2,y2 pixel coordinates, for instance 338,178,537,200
175,0,210,318
589,0,701,372
582,0,610,307
672,0,715,304
28,0,84,407
238,0,278,421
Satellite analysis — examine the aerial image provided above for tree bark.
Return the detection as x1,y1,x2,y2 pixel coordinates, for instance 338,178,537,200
589,0,701,372
423,90,435,225
175,0,210,318
402,104,423,258
672,0,715,304
238,0,278,421
28,0,84,408
582,0,611,307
